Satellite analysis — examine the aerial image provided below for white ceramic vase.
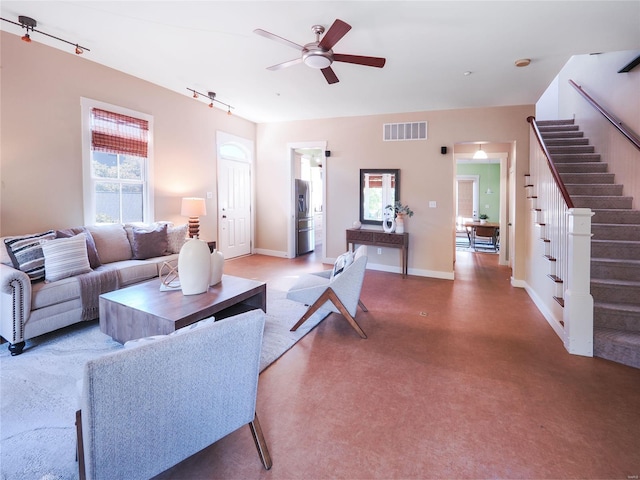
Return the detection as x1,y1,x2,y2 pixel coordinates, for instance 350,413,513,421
383,216,396,233
209,249,224,286
395,215,405,234
178,238,211,295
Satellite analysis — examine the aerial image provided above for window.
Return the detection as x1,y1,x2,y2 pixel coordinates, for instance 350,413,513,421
81,99,154,225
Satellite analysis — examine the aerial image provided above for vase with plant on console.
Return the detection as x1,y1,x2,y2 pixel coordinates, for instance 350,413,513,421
178,237,211,295
385,202,414,234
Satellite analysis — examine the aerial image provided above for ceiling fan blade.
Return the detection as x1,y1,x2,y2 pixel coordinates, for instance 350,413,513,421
321,66,339,84
254,28,304,51
267,58,303,71
333,53,386,68
318,19,351,50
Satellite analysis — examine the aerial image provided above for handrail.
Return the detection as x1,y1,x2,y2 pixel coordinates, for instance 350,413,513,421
569,79,640,151
527,116,574,209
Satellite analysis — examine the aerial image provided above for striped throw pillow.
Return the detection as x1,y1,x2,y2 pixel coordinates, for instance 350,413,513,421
4,230,56,282
41,233,92,282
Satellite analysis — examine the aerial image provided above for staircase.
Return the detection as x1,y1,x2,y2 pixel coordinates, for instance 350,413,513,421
538,119,640,369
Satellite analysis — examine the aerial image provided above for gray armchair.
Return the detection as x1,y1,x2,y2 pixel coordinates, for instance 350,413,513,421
286,245,369,338
75,310,271,480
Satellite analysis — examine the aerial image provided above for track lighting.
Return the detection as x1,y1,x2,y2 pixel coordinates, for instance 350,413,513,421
187,88,234,115
1,15,90,55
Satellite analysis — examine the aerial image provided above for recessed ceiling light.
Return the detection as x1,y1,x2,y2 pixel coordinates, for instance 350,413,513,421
515,58,531,67
463,71,472,76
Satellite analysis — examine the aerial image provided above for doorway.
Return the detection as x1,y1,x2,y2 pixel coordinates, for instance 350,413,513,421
287,141,327,261
454,148,509,265
216,131,253,259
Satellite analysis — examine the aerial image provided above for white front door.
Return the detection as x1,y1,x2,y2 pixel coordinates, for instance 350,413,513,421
217,133,253,259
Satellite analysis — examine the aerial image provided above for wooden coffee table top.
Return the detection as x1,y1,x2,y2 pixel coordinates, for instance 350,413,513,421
99,275,266,342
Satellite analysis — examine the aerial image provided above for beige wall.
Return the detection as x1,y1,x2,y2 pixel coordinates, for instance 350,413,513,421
256,104,534,279
1,30,535,281
0,31,255,240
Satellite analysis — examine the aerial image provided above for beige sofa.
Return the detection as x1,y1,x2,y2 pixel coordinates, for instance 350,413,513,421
0,222,187,355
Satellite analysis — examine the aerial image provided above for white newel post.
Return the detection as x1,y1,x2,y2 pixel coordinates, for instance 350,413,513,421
563,208,594,356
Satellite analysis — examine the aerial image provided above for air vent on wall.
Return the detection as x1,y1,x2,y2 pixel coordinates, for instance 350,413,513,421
383,122,427,141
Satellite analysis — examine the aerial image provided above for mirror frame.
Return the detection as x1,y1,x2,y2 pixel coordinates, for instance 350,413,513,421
359,168,400,226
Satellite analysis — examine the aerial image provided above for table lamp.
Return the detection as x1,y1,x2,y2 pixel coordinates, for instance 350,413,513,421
181,197,207,238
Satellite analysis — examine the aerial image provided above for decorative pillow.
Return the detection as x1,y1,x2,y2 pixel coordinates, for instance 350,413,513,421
41,233,92,282
86,224,132,264
331,251,354,280
131,223,169,260
166,224,189,254
4,230,56,282
55,227,101,269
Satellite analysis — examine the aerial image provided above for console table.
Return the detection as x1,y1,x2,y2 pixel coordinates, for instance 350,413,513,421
346,228,409,278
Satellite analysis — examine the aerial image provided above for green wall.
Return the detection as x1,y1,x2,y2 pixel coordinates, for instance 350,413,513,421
456,163,500,222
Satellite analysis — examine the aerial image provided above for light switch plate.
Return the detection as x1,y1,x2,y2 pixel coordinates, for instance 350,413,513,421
429,201,437,208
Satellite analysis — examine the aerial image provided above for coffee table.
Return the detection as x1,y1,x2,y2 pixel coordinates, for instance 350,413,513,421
99,274,266,343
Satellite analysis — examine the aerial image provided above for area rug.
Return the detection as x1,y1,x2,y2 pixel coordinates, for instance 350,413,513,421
0,289,328,480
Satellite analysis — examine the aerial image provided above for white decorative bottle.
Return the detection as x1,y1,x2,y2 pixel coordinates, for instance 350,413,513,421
395,214,405,234
209,249,224,286
178,238,211,295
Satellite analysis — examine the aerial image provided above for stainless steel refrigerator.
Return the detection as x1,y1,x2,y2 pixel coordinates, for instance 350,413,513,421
295,179,315,255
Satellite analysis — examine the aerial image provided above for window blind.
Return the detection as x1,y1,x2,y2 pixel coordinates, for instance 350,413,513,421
91,108,149,157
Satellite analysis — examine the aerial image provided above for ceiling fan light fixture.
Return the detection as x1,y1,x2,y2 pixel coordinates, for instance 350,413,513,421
303,52,332,69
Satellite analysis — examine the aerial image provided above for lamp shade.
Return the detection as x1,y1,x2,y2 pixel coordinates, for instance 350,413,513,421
181,197,207,217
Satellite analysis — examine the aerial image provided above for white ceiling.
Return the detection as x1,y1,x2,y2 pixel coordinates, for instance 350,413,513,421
1,1,639,124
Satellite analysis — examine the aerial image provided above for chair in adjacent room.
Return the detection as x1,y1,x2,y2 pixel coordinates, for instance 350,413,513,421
286,245,369,338
472,225,500,251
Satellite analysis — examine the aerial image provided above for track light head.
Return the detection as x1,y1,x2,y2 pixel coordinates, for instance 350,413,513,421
21,33,31,43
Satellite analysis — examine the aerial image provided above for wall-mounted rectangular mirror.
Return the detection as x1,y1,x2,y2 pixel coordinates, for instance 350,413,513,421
360,169,400,225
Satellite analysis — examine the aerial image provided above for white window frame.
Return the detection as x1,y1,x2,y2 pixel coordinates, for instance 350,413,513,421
80,97,154,225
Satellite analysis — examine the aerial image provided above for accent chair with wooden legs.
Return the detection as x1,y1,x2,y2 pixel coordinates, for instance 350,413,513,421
75,310,272,480
286,245,369,338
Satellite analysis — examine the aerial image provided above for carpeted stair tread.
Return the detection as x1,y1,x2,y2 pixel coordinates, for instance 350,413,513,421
595,301,640,314
591,224,640,240
594,327,640,369
592,209,640,223
594,302,640,333
566,184,623,195
556,162,609,173
551,153,601,162
591,277,640,288
591,257,640,280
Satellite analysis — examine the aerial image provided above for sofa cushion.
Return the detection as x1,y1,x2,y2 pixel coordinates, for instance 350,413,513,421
41,233,92,282
102,260,162,287
4,230,56,282
31,275,81,310
166,224,188,254
131,224,168,260
56,227,101,269
87,224,132,264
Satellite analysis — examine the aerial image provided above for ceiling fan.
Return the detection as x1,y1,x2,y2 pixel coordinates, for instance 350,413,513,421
254,19,386,84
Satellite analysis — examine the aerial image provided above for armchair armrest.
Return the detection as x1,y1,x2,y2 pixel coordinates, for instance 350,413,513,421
0,263,32,347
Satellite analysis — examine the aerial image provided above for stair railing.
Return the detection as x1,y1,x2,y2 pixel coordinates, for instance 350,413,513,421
569,79,640,151
527,117,594,356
